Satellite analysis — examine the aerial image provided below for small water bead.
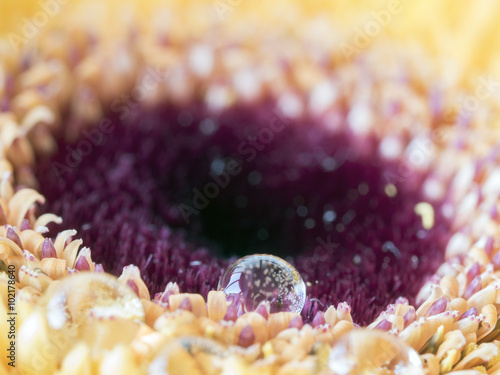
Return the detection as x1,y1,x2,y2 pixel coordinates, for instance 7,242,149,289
328,329,423,375
218,254,306,314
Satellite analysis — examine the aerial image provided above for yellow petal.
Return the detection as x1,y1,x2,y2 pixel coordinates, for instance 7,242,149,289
56,342,91,375
7,188,45,228
53,229,77,259
118,265,150,300
99,344,141,375
18,310,57,375
207,290,227,321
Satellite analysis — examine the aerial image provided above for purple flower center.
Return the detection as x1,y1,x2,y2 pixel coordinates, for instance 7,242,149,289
36,101,451,324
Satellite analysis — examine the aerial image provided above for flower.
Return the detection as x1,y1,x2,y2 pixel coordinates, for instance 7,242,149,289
2,1,500,374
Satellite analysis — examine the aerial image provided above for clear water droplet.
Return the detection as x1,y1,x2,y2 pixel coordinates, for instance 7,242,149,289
329,329,423,375
218,254,306,314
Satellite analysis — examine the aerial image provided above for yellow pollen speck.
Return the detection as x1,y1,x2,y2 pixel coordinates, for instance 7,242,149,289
204,325,216,339
384,183,398,197
440,349,460,373
462,342,478,357
262,341,274,358
472,366,487,373
315,343,332,371
414,202,435,229
487,349,500,368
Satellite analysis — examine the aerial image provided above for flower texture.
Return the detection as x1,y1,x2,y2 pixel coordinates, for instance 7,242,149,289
2,1,500,374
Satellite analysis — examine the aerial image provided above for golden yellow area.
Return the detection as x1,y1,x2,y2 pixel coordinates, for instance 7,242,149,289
384,183,398,198
1,0,499,73
414,202,435,230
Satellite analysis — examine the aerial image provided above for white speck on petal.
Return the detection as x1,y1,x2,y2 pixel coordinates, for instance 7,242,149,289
309,81,337,114
348,104,372,135
189,44,214,77
47,293,68,329
379,135,403,160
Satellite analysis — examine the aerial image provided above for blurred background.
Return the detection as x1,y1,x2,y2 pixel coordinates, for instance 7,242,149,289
2,0,500,82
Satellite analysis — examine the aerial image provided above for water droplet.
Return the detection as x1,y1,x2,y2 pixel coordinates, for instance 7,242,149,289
218,254,306,314
329,329,423,375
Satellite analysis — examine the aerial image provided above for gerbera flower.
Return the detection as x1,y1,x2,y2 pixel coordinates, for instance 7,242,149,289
2,0,500,374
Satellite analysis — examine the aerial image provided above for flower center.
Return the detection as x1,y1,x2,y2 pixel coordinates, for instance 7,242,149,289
35,101,451,324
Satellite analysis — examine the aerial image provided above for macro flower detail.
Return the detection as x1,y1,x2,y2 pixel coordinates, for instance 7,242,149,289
218,254,306,314
328,329,423,374
2,0,500,374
